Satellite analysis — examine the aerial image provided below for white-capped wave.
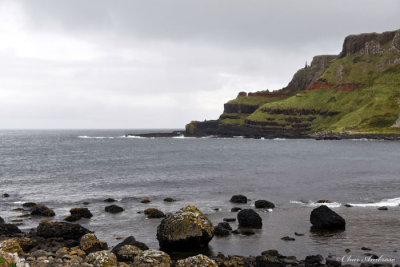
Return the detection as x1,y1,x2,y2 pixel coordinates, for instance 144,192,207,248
273,138,287,140
349,197,400,207
290,200,341,208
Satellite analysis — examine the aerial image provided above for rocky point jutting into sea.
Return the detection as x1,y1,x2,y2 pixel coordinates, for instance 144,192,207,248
184,29,400,139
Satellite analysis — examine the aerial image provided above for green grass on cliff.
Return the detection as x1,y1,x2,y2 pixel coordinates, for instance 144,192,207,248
227,95,283,106
247,57,400,133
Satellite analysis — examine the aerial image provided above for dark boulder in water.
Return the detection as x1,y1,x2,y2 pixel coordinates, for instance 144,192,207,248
0,216,4,225
31,205,55,217
3,193,10,198
310,205,345,230
144,208,165,218
231,207,242,212
104,198,116,203
36,220,91,240
378,206,388,210
237,209,262,228
105,205,124,214
163,197,176,202
255,200,275,209
70,207,93,218
214,222,232,236
157,205,214,250
230,194,247,204
22,202,37,209
0,224,22,236
141,199,150,204
317,200,333,203
111,236,149,253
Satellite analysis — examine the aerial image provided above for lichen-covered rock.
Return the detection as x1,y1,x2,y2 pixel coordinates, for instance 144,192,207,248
30,204,55,217
237,209,262,228
105,204,124,214
111,236,149,253
0,238,23,255
156,205,214,250
115,245,142,262
15,237,36,252
230,194,247,204
133,249,171,267
80,233,108,254
310,205,345,230
176,254,217,267
86,250,117,267
36,220,91,240
144,208,165,218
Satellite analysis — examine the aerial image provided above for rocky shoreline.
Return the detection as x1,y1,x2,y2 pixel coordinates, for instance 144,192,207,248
0,195,396,267
125,130,400,141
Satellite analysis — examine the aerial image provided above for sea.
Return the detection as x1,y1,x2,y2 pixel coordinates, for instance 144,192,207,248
1,129,400,263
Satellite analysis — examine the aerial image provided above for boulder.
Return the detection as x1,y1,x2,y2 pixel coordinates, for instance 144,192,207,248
163,197,176,202
230,194,247,204
104,198,116,203
70,208,93,219
105,204,124,213
237,209,262,228
36,220,91,240
0,224,22,236
86,250,117,266
310,205,345,230
30,204,55,217
22,202,37,208
0,238,23,255
305,255,324,265
156,205,214,250
133,249,171,267
115,245,142,262
214,222,232,236
176,254,218,267
378,206,388,210
111,236,149,253
80,233,108,254
64,214,82,222
144,208,165,218
255,200,275,209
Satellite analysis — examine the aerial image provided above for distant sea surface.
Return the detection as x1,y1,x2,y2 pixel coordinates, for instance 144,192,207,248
1,129,400,261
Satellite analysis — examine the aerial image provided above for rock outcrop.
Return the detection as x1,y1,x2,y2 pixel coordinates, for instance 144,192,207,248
310,205,346,230
156,205,214,250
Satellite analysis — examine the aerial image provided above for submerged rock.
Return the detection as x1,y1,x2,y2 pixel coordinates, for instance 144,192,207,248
230,194,247,204
176,254,218,267
36,220,91,240
105,204,124,214
111,236,149,253
156,205,214,250
31,204,55,217
255,200,275,209
310,205,345,230
133,249,171,267
144,208,165,218
104,198,116,203
237,209,262,228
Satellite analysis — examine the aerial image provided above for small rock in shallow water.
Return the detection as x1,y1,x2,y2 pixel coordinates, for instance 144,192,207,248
0,216,4,224
31,204,55,217
237,209,262,228
22,202,37,209
3,193,10,198
294,232,304,236
231,207,242,212
255,200,275,209
344,203,352,207
317,199,333,203
105,204,124,213
163,197,176,202
281,236,295,241
361,246,372,251
223,218,236,222
345,248,351,253
230,194,247,204
104,198,116,203
232,229,240,234
82,202,90,205
261,250,279,257
326,256,341,267
240,229,255,235
305,255,324,265
378,206,388,210
144,208,165,218
141,199,150,204
214,222,232,236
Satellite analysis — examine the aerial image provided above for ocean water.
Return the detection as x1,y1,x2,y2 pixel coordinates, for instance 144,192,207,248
1,129,400,262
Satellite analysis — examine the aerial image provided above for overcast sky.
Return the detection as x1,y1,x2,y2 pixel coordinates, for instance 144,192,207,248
0,0,399,129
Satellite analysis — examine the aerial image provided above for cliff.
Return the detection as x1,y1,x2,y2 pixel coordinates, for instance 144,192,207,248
186,29,400,138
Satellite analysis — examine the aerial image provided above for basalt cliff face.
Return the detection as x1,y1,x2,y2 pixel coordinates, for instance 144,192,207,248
186,29,400,138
